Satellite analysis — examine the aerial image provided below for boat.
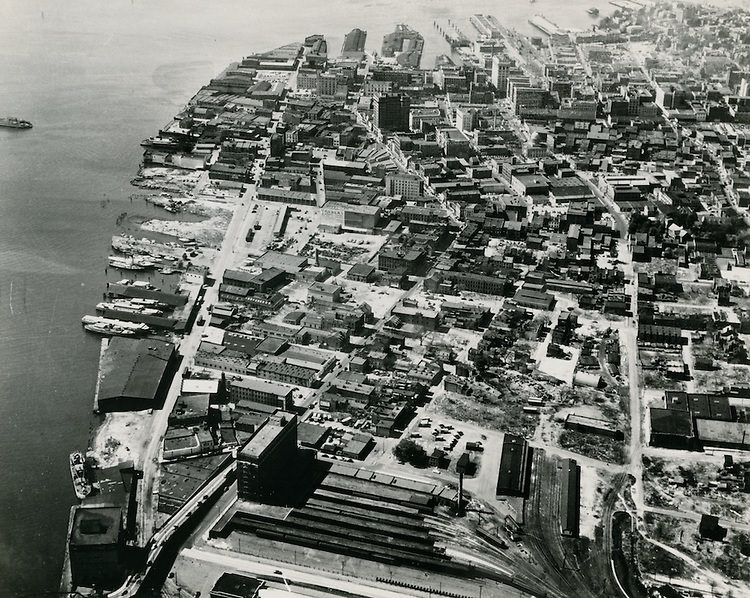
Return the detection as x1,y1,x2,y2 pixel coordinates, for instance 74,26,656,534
587,7,600,15
70,452,92,500
140,136,179,149
114,279,158,290
159,267,181,275
84,321,137,336
108,255,155,270
0,116,33,129
81,315,149,336
108,256,145,271
96,301,162,316
128,297,163,306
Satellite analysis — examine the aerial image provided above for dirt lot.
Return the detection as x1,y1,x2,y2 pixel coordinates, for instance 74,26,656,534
643,511,750,586
536,385,628,464
88,410,155,468
693,362,750,390
642,455,750,523
431,371,556,438
299,230,387,266
141,206,232,249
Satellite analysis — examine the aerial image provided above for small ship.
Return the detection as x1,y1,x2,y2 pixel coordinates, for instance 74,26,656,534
81,315,150,336
0,116,33,129
587,7,600,16
69,452,92,500
108,255,156,270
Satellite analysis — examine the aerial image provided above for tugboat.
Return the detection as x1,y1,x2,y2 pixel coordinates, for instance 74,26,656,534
0,116,33,129
69,452,92,500
587,7,600,16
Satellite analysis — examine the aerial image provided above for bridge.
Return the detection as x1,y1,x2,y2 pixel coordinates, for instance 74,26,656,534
107,460,236,598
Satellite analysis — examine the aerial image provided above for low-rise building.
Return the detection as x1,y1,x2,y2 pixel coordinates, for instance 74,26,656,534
229,377,295,411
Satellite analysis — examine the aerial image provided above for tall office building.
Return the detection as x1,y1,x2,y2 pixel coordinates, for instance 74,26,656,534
237,410,299,504
455,106,478,132
385,172,424,200
373,93,411,132
491,56,511,97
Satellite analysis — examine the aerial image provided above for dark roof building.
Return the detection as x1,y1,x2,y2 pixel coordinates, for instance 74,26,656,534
237,410,299,504
210,572,265,598
496,434,530,497
69,506,125,590
560,458,580,537
699,514,727,542
649,408,694,450
97,338,177,412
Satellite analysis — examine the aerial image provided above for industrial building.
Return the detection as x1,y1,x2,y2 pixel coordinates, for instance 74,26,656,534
564,413,623,440
695,419,750,450
210,573,265,598
559,459,580,537
97,338,178,412
374,93,411,132
385,172,424,200
496,434,530,497
68,507,125,590
213,463,462,573
649,408,695,450
229,377,295,411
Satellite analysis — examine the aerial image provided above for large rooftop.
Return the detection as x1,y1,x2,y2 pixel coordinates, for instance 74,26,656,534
98,338,174,402
70,506,121,546
239,410,297,461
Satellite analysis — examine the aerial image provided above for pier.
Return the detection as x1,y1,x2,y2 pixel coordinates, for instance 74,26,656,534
610,0,645,9
433,20,471,48
528,14,563,36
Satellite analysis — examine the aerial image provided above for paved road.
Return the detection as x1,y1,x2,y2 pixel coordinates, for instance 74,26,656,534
137,179,258,542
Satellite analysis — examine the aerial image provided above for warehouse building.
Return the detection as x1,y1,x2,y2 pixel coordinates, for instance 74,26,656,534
97,338,178,412
560,458,580,537
68,507,125,590
229,377,295,411
695,419,750,450
564,413,623,440
496,434,530,497
649,408,695,450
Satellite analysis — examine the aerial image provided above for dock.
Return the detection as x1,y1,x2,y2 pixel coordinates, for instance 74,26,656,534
528,14,563,36
470,14,504,39
433,20,471,48
58,506,76,596
609,0,645,8
93,338,108,413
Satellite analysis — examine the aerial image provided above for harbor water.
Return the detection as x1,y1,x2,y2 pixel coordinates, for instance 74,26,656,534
0,0,616,595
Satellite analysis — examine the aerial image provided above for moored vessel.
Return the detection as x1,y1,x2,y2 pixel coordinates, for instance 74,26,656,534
81,315,150,336
69,452,92,500
108,255,155,270
96,300,163,316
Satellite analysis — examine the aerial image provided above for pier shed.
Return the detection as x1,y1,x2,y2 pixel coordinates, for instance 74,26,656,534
96,338,178,412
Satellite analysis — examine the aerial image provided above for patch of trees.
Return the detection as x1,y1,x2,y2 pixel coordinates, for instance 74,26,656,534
393,439,427,467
